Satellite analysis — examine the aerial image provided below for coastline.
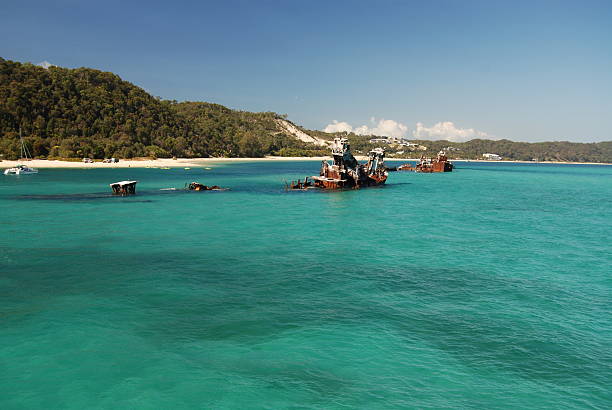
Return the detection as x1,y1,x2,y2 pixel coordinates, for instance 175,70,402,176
0,157,334,169
442,159,612,166
1,157,610,169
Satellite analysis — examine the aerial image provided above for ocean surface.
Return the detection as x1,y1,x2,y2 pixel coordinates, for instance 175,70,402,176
1,161,610,409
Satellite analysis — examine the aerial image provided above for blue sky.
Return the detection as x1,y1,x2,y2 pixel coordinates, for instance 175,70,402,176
2,0,611,142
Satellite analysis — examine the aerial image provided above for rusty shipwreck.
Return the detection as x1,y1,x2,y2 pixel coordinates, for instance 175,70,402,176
289,137,388,190
398,151,453,173
186,182,227,191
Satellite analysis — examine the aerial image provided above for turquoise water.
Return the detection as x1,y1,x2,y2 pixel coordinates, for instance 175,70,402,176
1,161,610,409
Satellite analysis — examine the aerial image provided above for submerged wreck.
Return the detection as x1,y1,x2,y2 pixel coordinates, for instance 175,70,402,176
186,182,227,191
289,137,388,190
398,151,454,173
110,180,137,195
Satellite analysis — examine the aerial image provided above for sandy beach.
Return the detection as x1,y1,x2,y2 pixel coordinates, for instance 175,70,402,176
1,157,610,169
0,157,332,169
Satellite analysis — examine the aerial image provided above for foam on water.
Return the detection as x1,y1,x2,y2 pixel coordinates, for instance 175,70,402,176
1,162,611,408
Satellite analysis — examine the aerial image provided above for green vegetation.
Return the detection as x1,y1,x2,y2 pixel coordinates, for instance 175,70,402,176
317,133,612,163
1,57,610,162
170,102,327,158
422,139,612,163
276,127,612,163
0,58,324,159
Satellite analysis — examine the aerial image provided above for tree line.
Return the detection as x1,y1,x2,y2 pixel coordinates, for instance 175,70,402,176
0,58,324,160
317,132,612,162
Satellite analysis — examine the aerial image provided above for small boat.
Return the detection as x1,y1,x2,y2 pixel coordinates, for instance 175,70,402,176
4,128,38,175
4,164,38,175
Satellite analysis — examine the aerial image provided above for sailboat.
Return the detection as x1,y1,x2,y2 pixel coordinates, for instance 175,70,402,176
3,128,38,175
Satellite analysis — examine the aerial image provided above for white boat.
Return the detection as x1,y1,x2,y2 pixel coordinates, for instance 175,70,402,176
3,128,38,175
4,164,38,175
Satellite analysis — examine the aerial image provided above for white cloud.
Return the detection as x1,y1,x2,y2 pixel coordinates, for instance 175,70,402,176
323,120,354,133
413,121,492,142
323,118,409,137
37,61,55,69
354,118,408,137
323,118,493,142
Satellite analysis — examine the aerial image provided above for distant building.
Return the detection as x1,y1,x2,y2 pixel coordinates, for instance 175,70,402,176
483,153,502,160
368,137,427,151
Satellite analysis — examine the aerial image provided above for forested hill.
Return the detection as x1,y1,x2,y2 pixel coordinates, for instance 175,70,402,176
338,134,612,163
0,57,329,159
1,57,611,162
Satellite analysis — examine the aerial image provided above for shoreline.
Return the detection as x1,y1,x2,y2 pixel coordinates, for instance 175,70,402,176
1,157,610,169
438,159,612,166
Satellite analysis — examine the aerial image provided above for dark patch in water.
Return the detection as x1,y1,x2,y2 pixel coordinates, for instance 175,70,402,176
15,192,158,202
13,188,230,202
16,192,116,201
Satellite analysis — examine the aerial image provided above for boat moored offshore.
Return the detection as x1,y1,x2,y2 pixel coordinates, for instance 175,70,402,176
3,128,38,175
4,164,38,175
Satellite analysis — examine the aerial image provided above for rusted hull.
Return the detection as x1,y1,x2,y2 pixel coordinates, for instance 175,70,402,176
397,164,415,171
314,178,346,189
398,158,453,173
417,161,453,172
311,174,387,190
365,174,388,186
288,138,388,191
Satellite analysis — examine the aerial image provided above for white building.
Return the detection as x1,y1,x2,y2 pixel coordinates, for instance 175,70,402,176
368,137,427,150
483,153,502,160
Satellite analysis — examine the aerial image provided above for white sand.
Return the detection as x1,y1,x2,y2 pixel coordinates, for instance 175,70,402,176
1,158,200,169
275,119,330,147
0,157,335,169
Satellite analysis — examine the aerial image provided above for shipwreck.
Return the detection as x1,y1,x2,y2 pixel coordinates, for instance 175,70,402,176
110,180,137,195
289,138,388,190
398,151,453,173
186,182,227,191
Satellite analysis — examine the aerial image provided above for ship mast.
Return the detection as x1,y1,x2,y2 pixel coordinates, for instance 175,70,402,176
19,126,32,160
